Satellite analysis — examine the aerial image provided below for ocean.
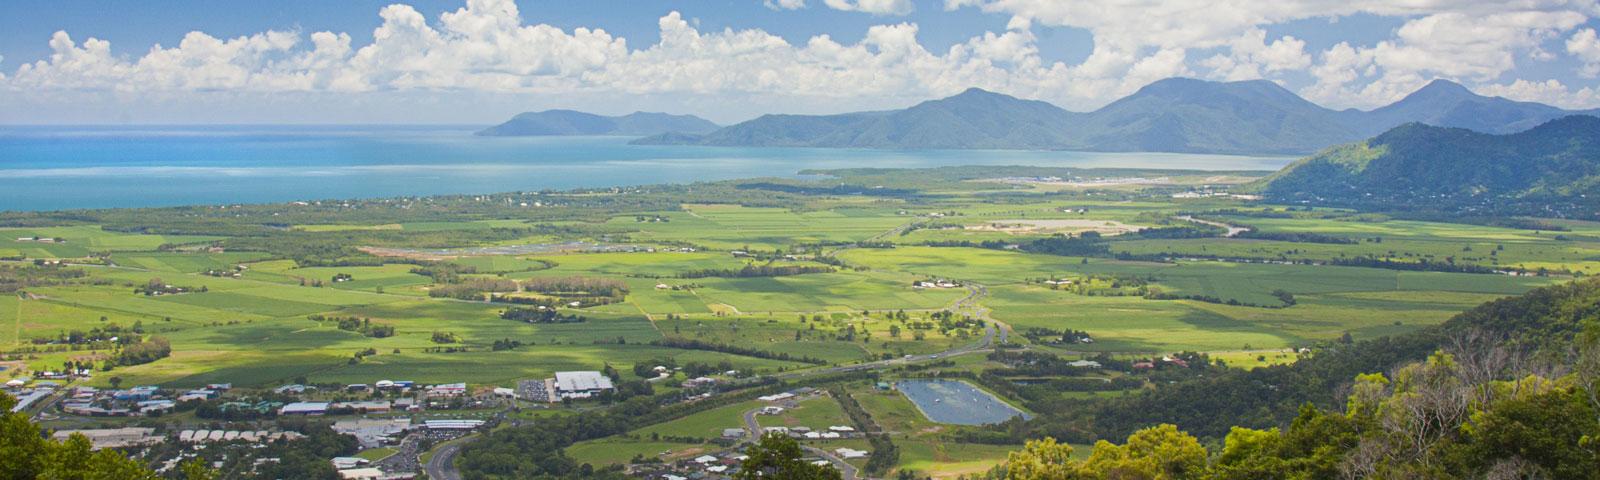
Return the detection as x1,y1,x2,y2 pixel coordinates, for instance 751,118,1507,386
0,125,1294,212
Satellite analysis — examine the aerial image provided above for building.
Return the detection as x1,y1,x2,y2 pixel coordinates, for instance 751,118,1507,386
337,467,385,480
333,400,392,413
50,428,160,449
427,383,467,397
423,419,485,430
835,448,869,459
554,371,615,399
332,419,412,448
280,402,331,415
331,457,371,470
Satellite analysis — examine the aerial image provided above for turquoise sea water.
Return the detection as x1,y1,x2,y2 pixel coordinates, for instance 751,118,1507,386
0,125,1293,212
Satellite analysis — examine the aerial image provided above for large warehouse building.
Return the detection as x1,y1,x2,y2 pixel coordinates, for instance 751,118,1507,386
554,371,615,399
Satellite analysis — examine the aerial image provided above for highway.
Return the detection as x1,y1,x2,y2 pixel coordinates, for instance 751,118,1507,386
423,436,470,480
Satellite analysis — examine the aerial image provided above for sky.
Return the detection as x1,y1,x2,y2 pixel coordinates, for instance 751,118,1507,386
2,0,1600,125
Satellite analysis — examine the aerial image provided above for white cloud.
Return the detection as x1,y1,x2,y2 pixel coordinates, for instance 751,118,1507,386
1201,29,1310,81
1477,78,1600,109
949,0,1600,109
1571,28,1600,78
823,0,915,16
764,0,806,11
3,0,1599,122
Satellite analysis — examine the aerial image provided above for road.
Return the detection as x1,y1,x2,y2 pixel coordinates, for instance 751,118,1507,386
423,436,470,480
1175,215,1250,237
742,401,860,480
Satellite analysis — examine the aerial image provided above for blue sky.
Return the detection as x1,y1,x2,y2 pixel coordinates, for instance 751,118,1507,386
1,0,1598,124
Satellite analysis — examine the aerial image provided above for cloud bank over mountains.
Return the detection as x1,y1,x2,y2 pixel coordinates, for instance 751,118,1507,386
3,0,1600,123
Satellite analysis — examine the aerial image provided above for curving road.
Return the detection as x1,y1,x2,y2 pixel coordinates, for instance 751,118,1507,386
742,402,860,480
424,437,471,480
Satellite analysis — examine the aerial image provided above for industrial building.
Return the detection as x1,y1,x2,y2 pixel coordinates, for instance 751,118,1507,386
554,371,615,399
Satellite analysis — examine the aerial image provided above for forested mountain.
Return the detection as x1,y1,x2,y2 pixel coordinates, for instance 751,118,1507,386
1065,78,1363,154
476,110,719,136
1255,115,1600,217
1365,79,1598,135
634,78,1599,155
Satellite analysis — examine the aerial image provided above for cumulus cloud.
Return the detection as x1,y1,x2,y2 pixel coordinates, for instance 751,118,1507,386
949,0,1600,108
1477,78,1600,109
1572,28,1600,78
1200,29,1310,81
764,0,806,11
3,0,1599,121
823,0,915,16
0,0,1161,111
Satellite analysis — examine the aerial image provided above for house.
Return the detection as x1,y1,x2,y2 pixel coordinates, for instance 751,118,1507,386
694,455,719,464
1132,361,1155,370
682,377,717,388
759,406,785,415
1067,360,1102,369
827,425,855,432
835,448,869,459
722,428,746,439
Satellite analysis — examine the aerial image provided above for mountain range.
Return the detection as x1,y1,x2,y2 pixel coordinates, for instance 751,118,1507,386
477,110,719,137
631,78,1599,155
1253,115,1600,217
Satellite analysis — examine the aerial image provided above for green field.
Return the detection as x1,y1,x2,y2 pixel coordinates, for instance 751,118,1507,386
7,165,1598,477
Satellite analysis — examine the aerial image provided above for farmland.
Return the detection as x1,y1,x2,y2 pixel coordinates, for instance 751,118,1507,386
0,165,1588,478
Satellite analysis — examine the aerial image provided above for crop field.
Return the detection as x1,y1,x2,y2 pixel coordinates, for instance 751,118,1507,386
6,166,1599,477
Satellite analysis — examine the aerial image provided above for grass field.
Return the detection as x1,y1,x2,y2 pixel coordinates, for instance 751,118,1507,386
8,174,1600,476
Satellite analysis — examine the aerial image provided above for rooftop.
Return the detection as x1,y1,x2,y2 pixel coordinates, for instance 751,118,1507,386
555,371,615,392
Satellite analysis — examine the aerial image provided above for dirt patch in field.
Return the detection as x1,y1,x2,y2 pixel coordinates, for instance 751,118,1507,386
967,219,1145,235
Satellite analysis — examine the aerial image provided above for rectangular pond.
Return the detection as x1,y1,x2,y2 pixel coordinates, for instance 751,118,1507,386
896,379,1031,425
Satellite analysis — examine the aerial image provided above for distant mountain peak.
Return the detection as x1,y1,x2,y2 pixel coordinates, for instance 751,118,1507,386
478,109,718,137
1417,78,1472,95
636,76,1599,155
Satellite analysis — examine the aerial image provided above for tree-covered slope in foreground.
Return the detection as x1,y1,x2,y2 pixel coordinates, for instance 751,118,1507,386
993,278,1600,480
1255,115,1600,218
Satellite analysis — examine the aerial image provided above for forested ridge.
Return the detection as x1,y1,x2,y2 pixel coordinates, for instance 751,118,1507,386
982,278,1600,479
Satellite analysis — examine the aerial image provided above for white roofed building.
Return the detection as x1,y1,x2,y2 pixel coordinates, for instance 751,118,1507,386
554,371,615,399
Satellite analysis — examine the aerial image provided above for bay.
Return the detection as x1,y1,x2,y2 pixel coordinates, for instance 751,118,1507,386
0,125,1293,212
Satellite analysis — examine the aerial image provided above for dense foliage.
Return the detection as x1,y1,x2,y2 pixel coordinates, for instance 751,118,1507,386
0,393,163,480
